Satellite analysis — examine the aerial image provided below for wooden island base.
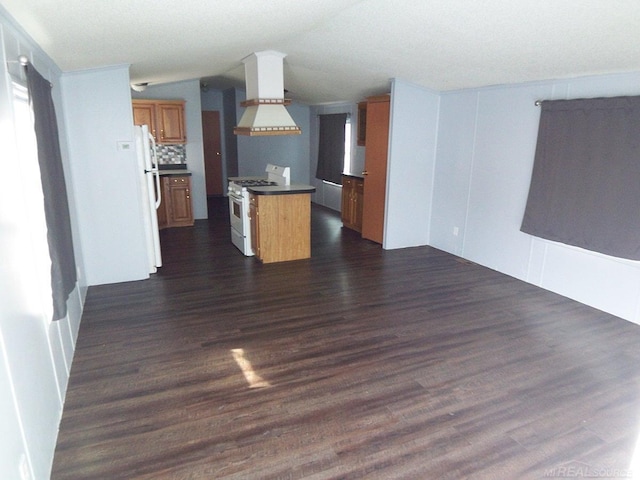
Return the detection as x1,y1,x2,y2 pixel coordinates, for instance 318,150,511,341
249,192,311,263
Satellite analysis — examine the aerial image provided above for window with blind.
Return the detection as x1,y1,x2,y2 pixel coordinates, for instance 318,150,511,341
315,113,350,185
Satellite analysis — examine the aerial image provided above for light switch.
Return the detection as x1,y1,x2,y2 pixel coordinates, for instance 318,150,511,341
117,141,133,151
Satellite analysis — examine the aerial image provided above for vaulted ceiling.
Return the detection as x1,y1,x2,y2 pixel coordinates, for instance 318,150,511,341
3,0,640,104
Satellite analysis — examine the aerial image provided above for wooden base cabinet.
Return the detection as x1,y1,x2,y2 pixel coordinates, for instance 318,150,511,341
341,175,364,232
158,175,194,229
250,193,311,263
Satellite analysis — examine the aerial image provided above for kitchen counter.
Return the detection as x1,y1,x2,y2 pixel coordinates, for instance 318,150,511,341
342,173,364,179
247,184,315,195
228,176,267,182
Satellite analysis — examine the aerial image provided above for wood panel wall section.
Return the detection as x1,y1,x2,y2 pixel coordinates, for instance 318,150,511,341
361,94,390,244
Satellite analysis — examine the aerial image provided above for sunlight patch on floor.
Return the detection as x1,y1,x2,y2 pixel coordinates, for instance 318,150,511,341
231,348,271,388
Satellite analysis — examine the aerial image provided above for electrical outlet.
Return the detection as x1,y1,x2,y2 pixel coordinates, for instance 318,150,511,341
453,226,459,236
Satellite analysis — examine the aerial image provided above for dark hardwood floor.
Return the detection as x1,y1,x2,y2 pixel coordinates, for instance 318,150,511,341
52,197,640,479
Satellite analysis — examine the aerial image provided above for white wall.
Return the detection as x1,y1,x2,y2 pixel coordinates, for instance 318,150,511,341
132,80,207,219
429,90,478,257
384,79,440,249
0,6,85,479
60,66,151,285
430,72,640,324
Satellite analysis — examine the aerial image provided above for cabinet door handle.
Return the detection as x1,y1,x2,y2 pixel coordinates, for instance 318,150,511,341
362,171,369,176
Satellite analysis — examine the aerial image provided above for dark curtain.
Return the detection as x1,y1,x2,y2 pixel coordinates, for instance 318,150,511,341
26,65,77,320
316,113,347,184
521,96,640,260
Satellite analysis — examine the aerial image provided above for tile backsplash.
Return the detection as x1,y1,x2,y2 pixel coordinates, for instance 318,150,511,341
157,144,186,165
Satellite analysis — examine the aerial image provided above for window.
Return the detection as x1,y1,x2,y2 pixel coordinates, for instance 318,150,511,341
10,79,53,319
25,65,77,320
521,96,640,260
315,113,349,185
343,117,352,175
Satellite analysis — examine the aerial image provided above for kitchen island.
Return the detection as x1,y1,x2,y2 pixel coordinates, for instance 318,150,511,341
248,184,315,263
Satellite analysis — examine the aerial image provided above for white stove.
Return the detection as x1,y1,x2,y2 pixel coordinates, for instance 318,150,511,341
228,164,291,255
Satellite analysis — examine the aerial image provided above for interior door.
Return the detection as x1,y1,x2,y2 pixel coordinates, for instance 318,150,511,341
361,95,390,244
202,110,223,196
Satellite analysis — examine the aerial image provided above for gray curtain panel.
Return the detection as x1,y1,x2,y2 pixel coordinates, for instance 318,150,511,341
521,96,640,260
26,65,77,320
315,113,347,184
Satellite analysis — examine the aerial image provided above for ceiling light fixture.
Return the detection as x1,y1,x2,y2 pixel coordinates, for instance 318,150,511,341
131,82,148,92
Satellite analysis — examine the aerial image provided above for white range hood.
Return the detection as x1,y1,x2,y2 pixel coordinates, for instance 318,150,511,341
234,50,301,136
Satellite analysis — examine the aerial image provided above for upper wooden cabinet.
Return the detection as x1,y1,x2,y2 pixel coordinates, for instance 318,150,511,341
132,99,186,144
132,101,156,137
357,102,367,146
157,101,186,143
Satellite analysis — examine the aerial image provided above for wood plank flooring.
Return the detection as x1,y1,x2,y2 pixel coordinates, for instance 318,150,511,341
51,198,640,479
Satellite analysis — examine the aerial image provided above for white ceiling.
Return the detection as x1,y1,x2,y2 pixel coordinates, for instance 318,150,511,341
3,0,640,104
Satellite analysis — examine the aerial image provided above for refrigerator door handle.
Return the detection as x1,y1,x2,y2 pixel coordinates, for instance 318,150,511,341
149,131,158,168
149,133,162,209
153,169,162,209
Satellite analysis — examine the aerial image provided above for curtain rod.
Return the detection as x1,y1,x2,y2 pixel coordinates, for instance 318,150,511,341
8,55,53,87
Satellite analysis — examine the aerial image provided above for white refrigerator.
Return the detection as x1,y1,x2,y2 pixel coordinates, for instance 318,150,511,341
134,125,162,273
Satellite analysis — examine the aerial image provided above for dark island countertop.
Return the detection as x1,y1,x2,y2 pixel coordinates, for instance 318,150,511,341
248,184,316,195
343,172,364,179
159,169,191,176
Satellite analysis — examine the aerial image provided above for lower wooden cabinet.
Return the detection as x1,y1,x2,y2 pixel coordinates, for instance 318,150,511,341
250,193,311,263
341,175,364,232
158,175,194,229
